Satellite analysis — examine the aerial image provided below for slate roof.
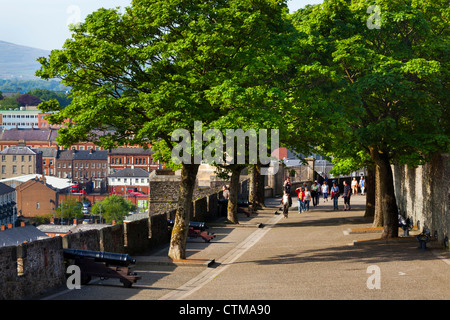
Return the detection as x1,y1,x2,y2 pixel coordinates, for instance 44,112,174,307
0,225,49,247
0,181,15,195
35,147,58,158
0,128,56,141
109,168,150,178
57,150,108,161
108,147,154,155
0,146,38,155
73,150,107,161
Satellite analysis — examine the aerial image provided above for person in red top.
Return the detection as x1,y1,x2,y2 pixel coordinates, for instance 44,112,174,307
295,187,305,214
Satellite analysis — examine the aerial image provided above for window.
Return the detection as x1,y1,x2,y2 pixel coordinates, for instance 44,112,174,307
12,165,17,174
1,166,5,174
36,202,39,209
21,156,24,162
12,156,16,162
1,155,5,162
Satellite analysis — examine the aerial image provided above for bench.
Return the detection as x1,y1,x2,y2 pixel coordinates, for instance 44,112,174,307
416,229,438,251
168,220,216,243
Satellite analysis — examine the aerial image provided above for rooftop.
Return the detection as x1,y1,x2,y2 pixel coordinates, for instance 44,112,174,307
0,146,39,155
109,168,150,178
0,174,73,190
0,225,49,247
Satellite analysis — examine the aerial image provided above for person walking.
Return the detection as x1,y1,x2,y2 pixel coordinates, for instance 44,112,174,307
351,177,358,195
295,187,305,214
281,190,292,218
343,180,352,211
360,177,365,195
311,181,320,207
321,182,329,202
283,176,291,194
304,187,311,212
331,182,339,210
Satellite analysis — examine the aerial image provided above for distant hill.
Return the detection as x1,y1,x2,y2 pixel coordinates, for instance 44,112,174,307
0,40,51,79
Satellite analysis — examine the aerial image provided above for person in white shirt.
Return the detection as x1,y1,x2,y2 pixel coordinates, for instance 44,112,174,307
321,183,329,202
351,177,358,195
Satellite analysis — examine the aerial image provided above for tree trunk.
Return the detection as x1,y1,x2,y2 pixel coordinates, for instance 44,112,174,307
369,147,398,238
372,165,383,227
168,163,199,260
254,163,265,208
364,167,375,218
249,164,257,208
227,165,243,224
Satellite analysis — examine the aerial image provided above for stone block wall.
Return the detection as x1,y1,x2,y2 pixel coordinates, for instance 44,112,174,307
0,171,252,299
0,237,65,300
392,153,450,248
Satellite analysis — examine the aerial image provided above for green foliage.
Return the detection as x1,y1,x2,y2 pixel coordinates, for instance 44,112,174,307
91,195,136,224
28,89,72,107
36,0,294,168
0,79,67,92
56,198,83,219
290,0,449,167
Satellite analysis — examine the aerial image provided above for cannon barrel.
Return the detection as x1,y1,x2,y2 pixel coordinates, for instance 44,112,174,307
63,249,136,266
168,220,207,231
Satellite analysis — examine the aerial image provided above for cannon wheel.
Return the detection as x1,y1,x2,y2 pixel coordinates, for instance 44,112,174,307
120,279,133,288
81,274,91,285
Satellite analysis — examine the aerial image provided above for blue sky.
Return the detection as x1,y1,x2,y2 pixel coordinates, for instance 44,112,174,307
0,0,322,51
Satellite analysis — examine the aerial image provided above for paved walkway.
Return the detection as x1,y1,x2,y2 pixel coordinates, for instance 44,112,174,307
43,194,450,300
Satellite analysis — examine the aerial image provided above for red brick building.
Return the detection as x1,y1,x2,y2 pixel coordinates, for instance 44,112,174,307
15,176,59,218
108,147,161,175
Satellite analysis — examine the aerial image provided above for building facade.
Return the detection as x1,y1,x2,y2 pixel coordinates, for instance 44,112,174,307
56,149,108,192
108,168,150,195
0,146,43,179
15,176,59,218
108,147,161,175
0,182,16,227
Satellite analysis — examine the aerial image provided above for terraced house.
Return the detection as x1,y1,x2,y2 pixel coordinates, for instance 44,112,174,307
0,146,43,179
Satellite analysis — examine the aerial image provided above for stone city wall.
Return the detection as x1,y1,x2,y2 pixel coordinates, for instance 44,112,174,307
0,173,249,299
392,153,450,249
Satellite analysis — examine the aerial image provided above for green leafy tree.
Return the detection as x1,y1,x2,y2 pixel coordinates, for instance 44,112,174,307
56,198,83,219
28,89,72,107
291,0,449,238
91,195,136,224
36,0,291,259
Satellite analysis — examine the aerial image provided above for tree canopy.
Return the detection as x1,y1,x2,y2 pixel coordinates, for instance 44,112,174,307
290,0,449,237
37,0,294,259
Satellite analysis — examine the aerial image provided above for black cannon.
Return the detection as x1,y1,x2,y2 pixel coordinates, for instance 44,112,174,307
63,249,141,287
168,220,216,243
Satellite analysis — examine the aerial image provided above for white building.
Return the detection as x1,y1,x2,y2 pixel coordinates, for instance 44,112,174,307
107,168,150,195
0,109,40,130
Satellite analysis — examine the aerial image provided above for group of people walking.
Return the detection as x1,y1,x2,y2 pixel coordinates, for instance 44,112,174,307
280,176,364,218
